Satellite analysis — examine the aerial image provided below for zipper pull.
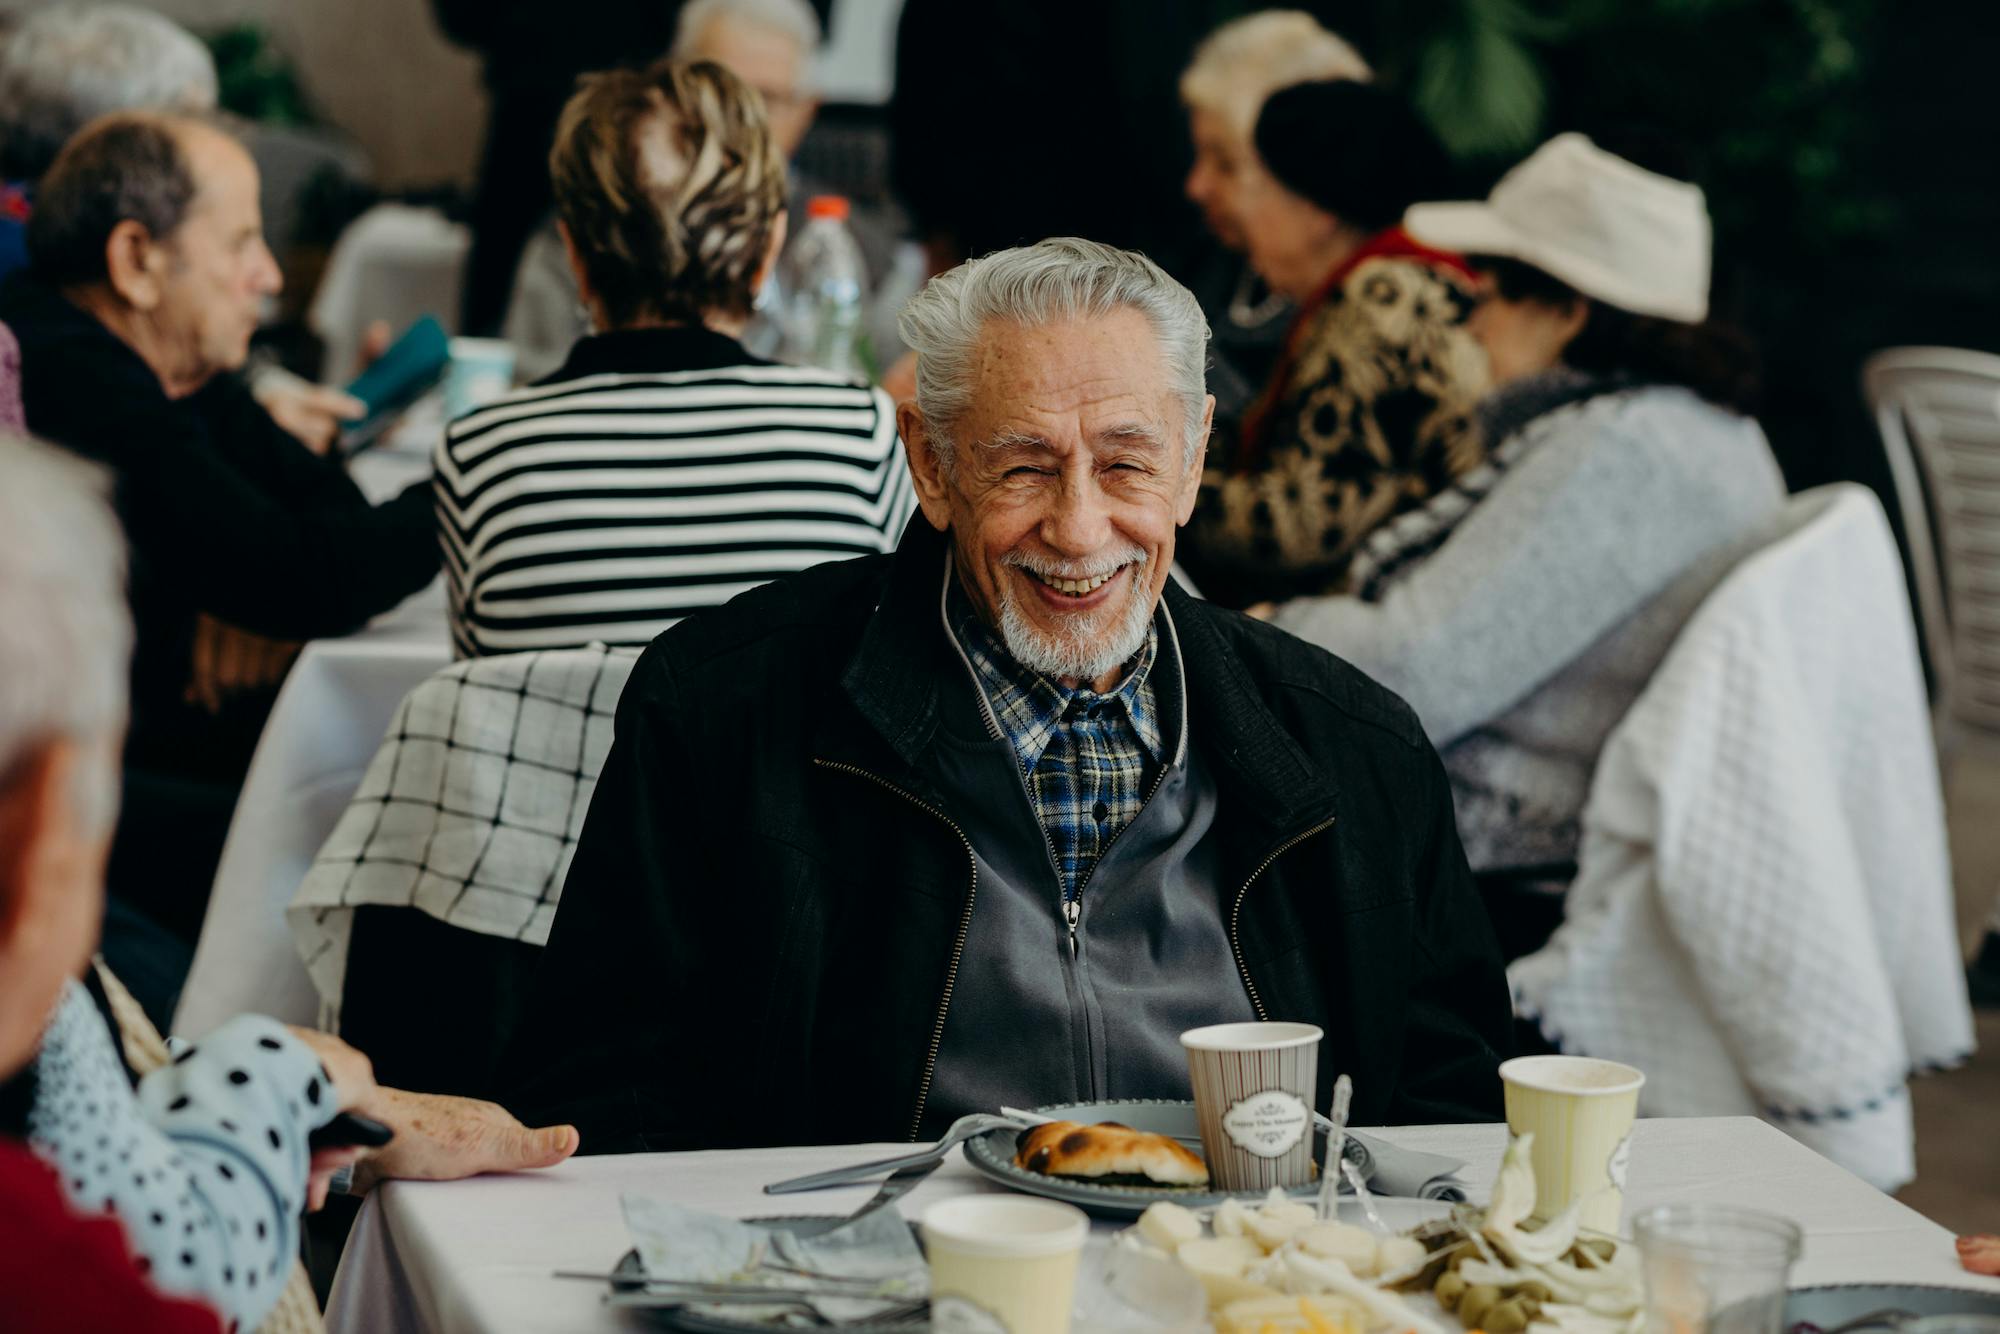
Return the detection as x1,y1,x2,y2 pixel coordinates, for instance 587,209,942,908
1065,897,1080,957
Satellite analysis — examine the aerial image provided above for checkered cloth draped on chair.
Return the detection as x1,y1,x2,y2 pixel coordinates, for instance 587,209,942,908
288,646,638,1026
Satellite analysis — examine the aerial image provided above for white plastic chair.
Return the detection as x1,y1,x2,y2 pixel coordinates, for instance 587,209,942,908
1864,346,2000,743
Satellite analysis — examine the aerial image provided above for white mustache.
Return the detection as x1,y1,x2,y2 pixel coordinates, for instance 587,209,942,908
1002,547,1147,582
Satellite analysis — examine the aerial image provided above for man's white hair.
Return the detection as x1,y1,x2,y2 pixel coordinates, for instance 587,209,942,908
0,4,218,182
896,237,1212,475
0,435,129,831
673,0,823,61
1179,10,1372,140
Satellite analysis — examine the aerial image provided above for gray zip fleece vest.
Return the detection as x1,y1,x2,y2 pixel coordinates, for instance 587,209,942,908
921,595,1257,1128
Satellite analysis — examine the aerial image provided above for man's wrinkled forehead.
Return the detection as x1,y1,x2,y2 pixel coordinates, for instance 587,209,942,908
961,314,1178,449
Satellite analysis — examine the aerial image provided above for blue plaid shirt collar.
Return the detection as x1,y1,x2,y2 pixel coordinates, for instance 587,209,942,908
941,569,1167,775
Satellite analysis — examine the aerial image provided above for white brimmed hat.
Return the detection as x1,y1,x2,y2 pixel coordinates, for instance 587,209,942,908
1404,133,1712,323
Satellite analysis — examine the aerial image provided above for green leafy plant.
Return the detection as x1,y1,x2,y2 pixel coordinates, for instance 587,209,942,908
206,23,314,128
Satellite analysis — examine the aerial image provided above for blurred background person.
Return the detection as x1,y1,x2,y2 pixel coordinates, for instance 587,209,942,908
0,444,223,1332
0,435,576,1329
429,0,684,337
1176,9,1373,416
0,3,215,285
503,0,900,382
0,112,440,1023
1178,77,1490,608
437,58,913,659
0,3,362,452
889,0,1220,270
1261,134,1782,961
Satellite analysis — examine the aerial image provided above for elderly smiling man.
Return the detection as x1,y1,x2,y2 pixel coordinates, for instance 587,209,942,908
505,238,1513,1151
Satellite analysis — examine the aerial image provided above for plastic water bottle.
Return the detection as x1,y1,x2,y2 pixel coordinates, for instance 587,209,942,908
783,195,869,378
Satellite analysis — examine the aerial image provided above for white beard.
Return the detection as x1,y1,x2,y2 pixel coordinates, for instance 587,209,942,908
995,550,1155,683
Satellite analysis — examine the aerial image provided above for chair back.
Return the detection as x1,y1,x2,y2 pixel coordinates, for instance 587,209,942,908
1863,345,2000,736
1510,483,1972,1191
290,645,638,1027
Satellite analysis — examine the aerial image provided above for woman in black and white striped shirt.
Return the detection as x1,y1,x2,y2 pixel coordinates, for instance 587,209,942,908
435,57,913,657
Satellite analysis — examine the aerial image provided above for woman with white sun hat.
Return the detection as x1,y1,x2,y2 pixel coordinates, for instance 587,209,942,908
1255,131,1787,963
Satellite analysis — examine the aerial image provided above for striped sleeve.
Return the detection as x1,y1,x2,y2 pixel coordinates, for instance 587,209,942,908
436,364,912,657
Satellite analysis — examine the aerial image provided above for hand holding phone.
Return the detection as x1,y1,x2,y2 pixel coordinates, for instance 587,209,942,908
308,1111,396,1151
340,315,451,456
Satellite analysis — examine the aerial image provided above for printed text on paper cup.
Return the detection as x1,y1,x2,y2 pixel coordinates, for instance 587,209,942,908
1222,1090,1310,1158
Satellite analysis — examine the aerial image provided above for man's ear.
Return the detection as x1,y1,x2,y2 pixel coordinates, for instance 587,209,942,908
0,743,73,948
102,219,165,311
1555,295,1590,349
896,399,954,533
556,220,602,330
1174,393,1216,526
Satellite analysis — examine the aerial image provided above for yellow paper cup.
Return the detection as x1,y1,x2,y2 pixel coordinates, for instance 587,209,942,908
1499,1055,1644,1232
923,1196,1089,1334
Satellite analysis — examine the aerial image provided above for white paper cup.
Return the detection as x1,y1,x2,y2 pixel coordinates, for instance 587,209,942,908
1500,1055,1645,1232
1181,1021,1322,1191
923,1196,1089,1334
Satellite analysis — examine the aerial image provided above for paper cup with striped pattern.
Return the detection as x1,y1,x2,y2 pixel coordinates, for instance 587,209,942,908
1181,1021,1322,1191
1500,1055,1645,1232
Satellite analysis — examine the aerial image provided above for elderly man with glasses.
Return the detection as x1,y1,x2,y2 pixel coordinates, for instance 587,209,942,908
505,238,1513,1152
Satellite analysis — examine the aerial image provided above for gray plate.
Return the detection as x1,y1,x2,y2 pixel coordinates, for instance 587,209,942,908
962,1097,1333,1218
609,1216,925,1332
1785,1284,2000,1331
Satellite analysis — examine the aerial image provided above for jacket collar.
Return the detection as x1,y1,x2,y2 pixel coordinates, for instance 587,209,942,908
1160,576,1341,833
827,517,955,774
536,324,767,385
0,273,167,393
824,519,1340,834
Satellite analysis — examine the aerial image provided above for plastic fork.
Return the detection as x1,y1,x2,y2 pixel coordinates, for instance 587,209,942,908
762,1113,1028,1195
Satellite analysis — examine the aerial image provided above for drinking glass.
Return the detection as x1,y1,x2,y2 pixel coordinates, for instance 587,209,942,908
1635,1204,1803,1334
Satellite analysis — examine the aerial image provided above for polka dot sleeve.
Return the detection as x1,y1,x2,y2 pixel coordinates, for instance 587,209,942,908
27,981,337,1334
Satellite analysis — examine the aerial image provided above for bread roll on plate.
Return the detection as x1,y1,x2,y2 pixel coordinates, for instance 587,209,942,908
1013,1120,1210,1187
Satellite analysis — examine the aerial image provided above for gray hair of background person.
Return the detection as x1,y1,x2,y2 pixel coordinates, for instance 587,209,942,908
25,112,211,290
672,0,823,59
0,435,129,832
896,236,1213,474
0,4,217,184
1179,9,1372,137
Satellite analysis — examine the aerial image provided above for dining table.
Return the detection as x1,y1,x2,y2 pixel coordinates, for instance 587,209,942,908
173,410,455,1035
322,1116,2000,1334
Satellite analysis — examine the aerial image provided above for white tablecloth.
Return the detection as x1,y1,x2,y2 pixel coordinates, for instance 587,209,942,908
324,1118,1998,1334
173,434,451,1036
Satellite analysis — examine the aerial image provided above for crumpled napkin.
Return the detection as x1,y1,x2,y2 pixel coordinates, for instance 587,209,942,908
768,1207,928,1323
1345,1132,1469,1201
619,1194,928,1326
622,1196,766,1279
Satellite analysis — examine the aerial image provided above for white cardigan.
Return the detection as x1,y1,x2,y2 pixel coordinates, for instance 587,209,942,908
1510,485,1974,1191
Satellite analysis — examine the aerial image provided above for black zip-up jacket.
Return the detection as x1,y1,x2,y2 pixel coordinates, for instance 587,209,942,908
503,519,1513,1151
0,275,437,777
